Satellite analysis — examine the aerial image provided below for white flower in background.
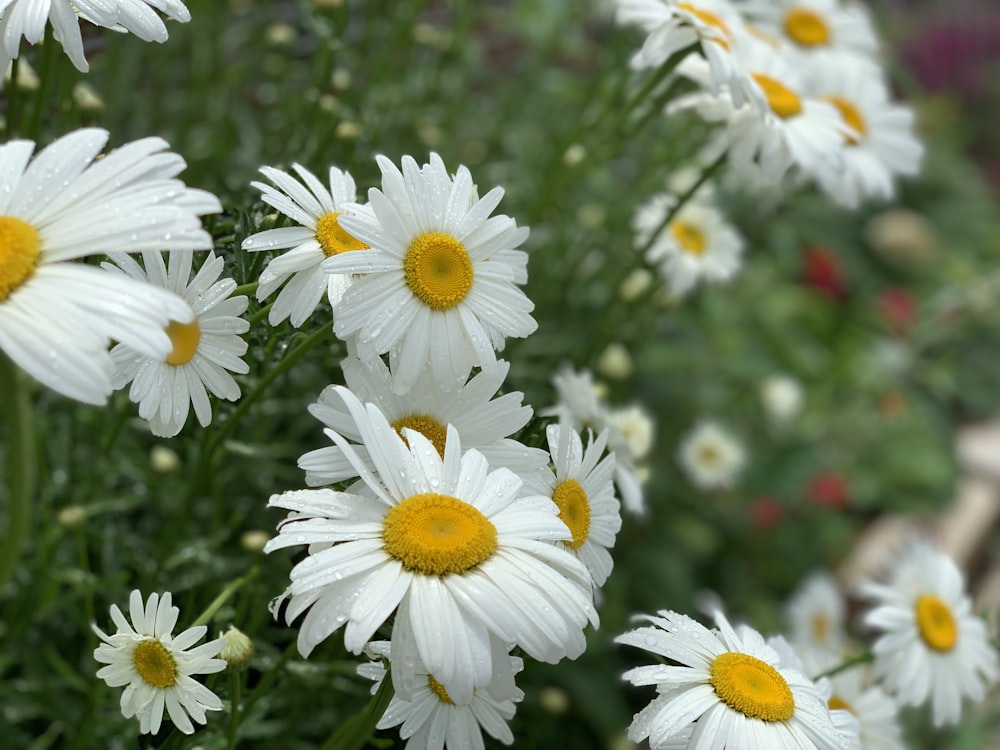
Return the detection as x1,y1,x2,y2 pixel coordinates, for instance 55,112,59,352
545,366,608,431
785,570,846,656
299,356,547,490
760,373,804,423
266,389,597,704
678,420,745,490
104,250,249,438
92,590,225,735
0,0,191,75
739,0,878,57
541,424,621,587
826,666,906,750
0,128,220,404
596,341,633,380
326,153,536,394
358,641,523,750
242,163,373,327
616,609,849,749
859,540,998,726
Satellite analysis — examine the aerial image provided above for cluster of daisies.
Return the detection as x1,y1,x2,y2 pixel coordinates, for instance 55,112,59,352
617,539,998,749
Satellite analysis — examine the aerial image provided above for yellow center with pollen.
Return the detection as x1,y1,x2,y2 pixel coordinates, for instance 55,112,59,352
677,2,731,47
427,675,455,704
404,231,474,311
165,318,201,366
784,7,831,47
670,221,707,255
552,479,591,550
391,414,448,457
0,216,41,303
752,74,803,119
132,640,178,689
709,652,795,722
828,695,854,714
811,613,829,644
315,211,368,257
382,493,498,576
825,96,867,145
915,594,957,652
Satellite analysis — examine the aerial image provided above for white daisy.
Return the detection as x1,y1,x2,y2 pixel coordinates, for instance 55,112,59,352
358,640,523,750
0,0,191,75
739,0,878,57
827,666,905,750
616,609,849,749
0,128,220,404
242,163,373,327
265,388,598,704
759,373,804,423
324,152,537,395
541,423,621,587
544,366,608,432
678,419,745,490
298,355,548,491
103,250,249,438
92,590,226,735
785,570,847,656
859,540,998,726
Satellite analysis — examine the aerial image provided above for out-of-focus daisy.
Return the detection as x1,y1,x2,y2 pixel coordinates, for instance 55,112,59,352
859,540,998,726
827,666,905,750
299,355,547,489
545,366,608,432
0,0,192,75
760,373,804,423
786,570,846,656
740,0,878,57
92,590,226,735
0,128,220,404
616,609,849,749
326,153,536,394
265,389,597,704
678,420,745,490
242,163,373,327
541,424,621,587
104,250,249,438
358,640,523,750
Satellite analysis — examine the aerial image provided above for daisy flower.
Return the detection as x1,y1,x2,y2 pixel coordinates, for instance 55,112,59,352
859,540,998,726
104,250,249,438
325,152,537,395
242,163,373,327
739,0,878,57
677,419,745,490
541,423,621,587
0,0,191,75
616,609,849,749
0,128,220,404
265,388,597,704
358,640,524,750
759,373,804,423
785,570,847,656
298,355,548,490
92,590,226,735
826,666,905,750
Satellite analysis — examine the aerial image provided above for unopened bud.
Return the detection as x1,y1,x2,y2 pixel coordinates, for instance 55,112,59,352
219,626,254,670
150,445,181,474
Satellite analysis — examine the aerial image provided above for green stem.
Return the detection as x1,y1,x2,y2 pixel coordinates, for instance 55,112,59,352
191,567,258,628
607,44,695,139
320,670,395,750
239,640,298,720
813,651,872,680
7,57,21,136
27,27,60,141
232,282,259,298
0,353,35,592
227,668,244,750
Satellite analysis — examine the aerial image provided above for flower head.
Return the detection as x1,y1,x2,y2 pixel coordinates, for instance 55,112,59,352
678,419,745,490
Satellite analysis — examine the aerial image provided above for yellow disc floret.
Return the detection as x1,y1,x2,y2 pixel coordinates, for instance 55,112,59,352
552,478,592,550
0,216,41,302
404,231,474,311
915,594,958,652
677,2,732,47
784,7,831,47
382,493,498,576
392,414,449,457
752,74,804,119
709,652,795,722
165,318,201,366
670,221,707,255
828,695,854,714
427,675,455,704
132,639,178,689
316,211,369,257
825,96,867,145
811,613,830,645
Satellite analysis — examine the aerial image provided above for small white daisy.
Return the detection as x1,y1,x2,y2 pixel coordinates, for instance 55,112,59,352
740,0,878,57
265,392,597,704
0,128,220,404
678,419,745,490
760,373,804,423
827,666,905,750
242,163,373,327
859,540,998,726
358,640,524,750
104,250,250,438
325,152,537,394
541,423,621,587
616,609,850,749
785,570,847,656
92,590,226,735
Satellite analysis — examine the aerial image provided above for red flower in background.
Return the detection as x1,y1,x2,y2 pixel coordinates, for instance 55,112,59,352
802,247,847,300
749,496,784,528
808,472,849,510
878,287,917,335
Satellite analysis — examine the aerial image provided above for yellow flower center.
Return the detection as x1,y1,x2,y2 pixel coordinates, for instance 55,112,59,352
824,96,867,145
382,493,498,576
915,594,957,652
552,479,591,550
427,675,455,705
165,318,201,366
404,231,474,311
670,221,706,255
810,613,829,644
697,443,721,466
783,7,831,47
0,216,41,303
315,211,368,257
677,3,731,47
828,695,854,714
391,414,448,457
132,639,178,689
752,74,803,119
709,652,795,722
